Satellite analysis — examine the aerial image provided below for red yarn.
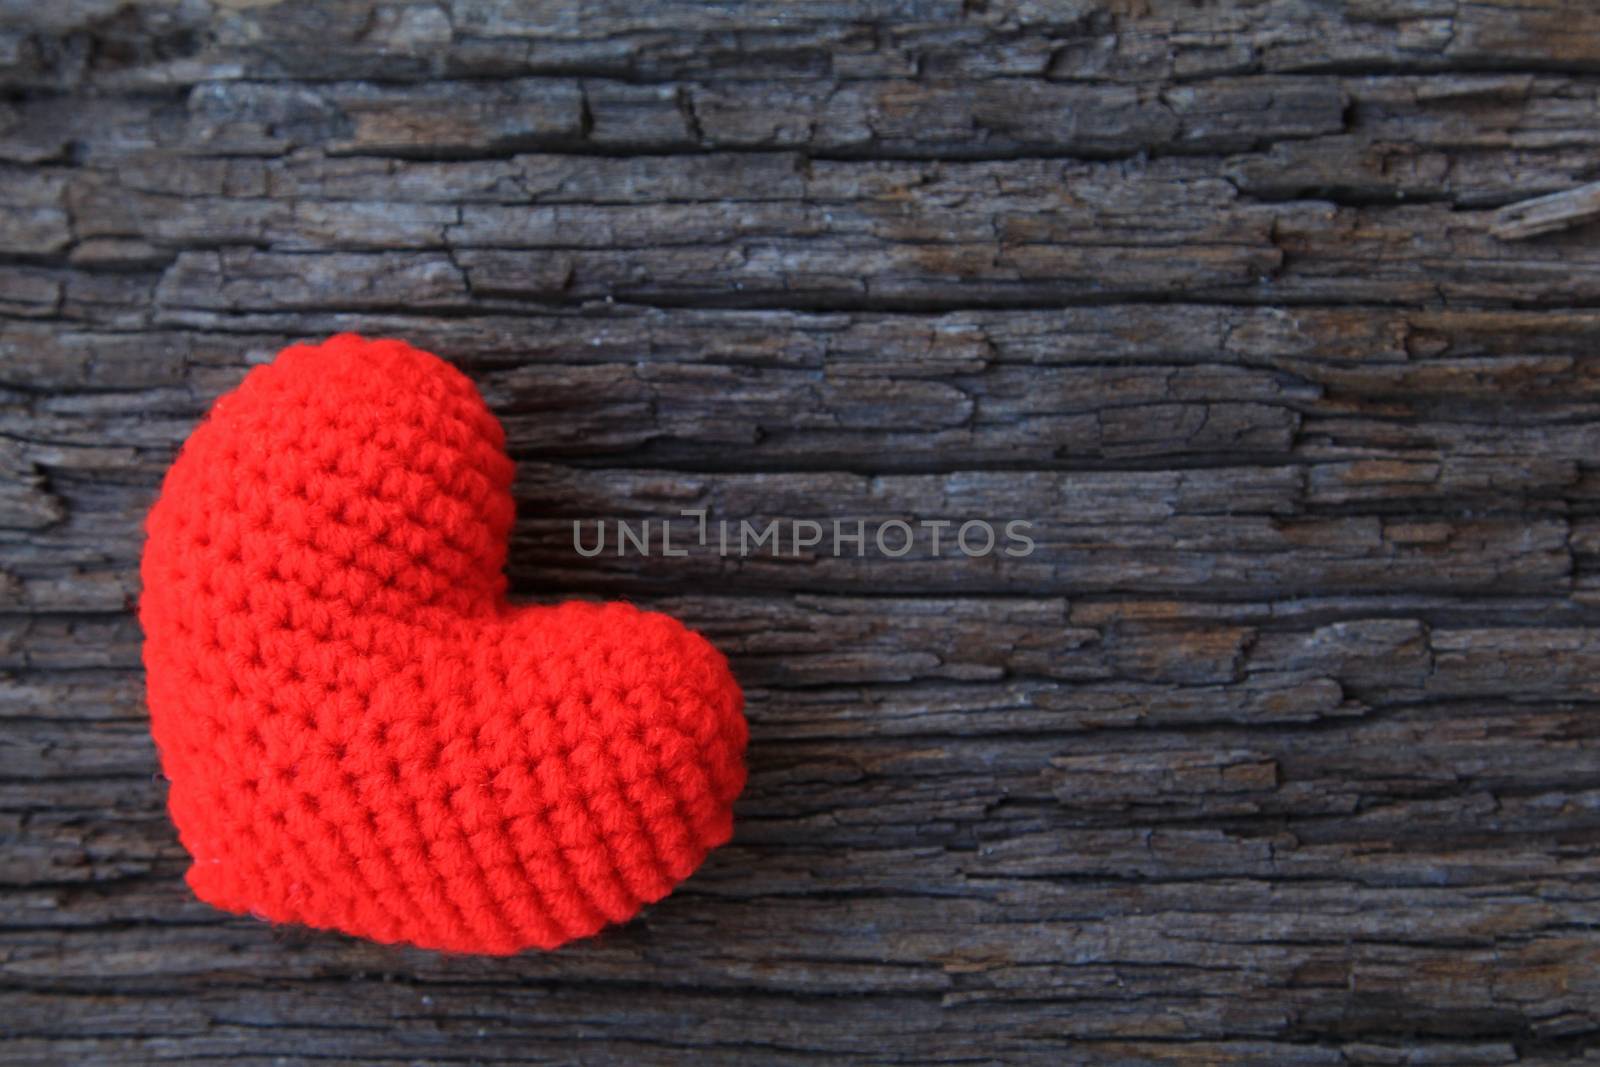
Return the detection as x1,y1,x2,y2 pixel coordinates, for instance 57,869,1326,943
139,334,747,954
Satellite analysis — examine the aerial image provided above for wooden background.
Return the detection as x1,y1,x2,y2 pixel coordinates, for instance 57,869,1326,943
4,1,1600,1063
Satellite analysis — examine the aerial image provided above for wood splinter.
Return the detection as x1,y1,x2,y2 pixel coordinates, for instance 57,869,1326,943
1490,181,1600,240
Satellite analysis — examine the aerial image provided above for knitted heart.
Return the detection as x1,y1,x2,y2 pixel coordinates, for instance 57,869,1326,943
139,334,746,955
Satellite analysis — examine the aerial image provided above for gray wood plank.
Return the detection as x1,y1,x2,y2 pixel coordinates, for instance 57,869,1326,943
2,1,1599,1064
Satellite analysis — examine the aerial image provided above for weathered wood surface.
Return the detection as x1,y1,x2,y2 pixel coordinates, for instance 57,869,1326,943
4,1,1600,1063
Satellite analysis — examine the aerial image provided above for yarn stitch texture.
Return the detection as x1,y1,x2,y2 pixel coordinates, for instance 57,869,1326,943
139,334,748,955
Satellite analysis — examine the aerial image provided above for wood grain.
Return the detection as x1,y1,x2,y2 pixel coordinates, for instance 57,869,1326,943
3,1,1600,1064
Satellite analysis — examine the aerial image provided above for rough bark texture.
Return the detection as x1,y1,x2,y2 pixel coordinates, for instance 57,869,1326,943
4,1,1600,1064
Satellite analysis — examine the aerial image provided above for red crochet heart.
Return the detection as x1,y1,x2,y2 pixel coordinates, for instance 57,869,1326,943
139,334,746,954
